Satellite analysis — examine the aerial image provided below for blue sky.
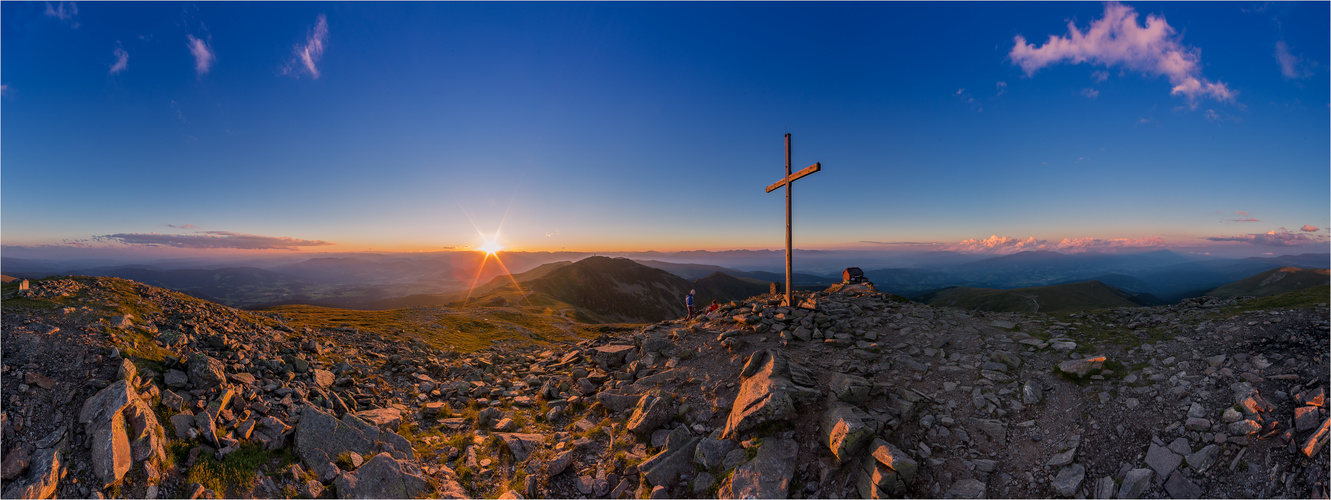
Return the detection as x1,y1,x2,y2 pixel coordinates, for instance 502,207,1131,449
3,1,1328,257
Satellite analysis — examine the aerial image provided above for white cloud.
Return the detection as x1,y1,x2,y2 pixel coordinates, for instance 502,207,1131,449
44,2,78,28
1010,2,1235,105
1275,40,1313,80
187,35,214,75
283,14,330,79
1207,228,1330,246
110,45,129,74
1081,88,1099,99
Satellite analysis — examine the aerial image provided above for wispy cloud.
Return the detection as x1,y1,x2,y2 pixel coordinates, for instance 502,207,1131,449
1009,2,1235,105
1301,225,1320,232
1092,70,1110,82
995,81,1007,96
946,234,1166,255
283,14,330,79
1080,88,1100,99
99,231,333,250
187,35,215,75
1275,40,1314,80
1207,228,1329,247
955,88,982,112
1054,236,1165,253
44,2,78,29
110,44,129,75
166,223,198,230
0,84,10,97
1227,217,1260,222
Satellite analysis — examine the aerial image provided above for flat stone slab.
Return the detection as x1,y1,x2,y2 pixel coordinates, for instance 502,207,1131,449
1145,442,1181,478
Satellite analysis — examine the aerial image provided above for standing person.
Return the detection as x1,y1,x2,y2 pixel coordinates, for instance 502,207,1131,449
685,289,696,320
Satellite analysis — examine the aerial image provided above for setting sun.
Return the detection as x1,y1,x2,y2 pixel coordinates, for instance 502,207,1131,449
479,239,504,255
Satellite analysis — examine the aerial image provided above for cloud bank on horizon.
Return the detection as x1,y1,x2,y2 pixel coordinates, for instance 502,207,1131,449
97,231,334,251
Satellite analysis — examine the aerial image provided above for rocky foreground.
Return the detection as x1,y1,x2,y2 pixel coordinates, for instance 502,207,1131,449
1,276,1328,499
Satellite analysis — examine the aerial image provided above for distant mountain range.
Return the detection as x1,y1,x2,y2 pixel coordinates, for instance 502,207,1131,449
919,280,1150,314
4,250,1326,314
1204,267,1330,299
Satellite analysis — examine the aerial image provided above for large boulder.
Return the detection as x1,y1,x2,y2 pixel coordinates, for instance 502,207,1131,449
494,433,545,462
722,438,798,499
1056,356,1106,378
822,404,872,464
639,427,700,487
187,353,226,389
89,412,132,488
592,345,636,371
294,405,413,471
332,453,432,499
0,447,63,500
627,392,674,436
722,350,821,439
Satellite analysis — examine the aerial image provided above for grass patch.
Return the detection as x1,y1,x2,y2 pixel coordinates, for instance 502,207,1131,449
1228,285,1330,313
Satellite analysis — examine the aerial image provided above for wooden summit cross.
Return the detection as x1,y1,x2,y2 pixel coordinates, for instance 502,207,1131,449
764,133,821,307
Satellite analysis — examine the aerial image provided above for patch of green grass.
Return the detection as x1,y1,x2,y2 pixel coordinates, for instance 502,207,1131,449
184,443,288,496
1228,285,1330,313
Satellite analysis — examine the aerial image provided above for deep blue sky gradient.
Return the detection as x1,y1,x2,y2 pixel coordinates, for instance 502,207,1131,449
3,2,1328,256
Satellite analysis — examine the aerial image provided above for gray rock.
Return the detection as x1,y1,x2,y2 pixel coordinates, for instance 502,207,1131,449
829,373,872,403
974,419,1006,444
693,471,715,495
1022,381,1044,405
1116,468,1152,499
1295,406,1320,432
116,358,137,382
639,435,700,487
592,345,636,371
294,405,413,471
1094,476,1117,499
1163,471,1201,499
164,370,189,389
169,413,195,439
1185,444,1219,473
725,438,797,499
354,408,402,433
596,392,641,413
332,452,431,499
546,450,575,476
1052,464,1085,497
1186,403,1206,419
1144,442,1181,478
187,353,226,389
627,392,674,436
721,350,820,439
494,433,544,462
89,412,132,488
1057,356,1106,378
694,438,735,471
1220,408,1242,424
1047,448,1076,468
79,380,134,427
1184,417,1210,432
1,447,29,481
1227,419,1260,436
0,447,63,500
822,403,872,464
868,438,917,484
944,478,987,498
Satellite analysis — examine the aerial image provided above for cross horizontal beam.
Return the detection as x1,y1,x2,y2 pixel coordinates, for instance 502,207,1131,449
765,162,821,193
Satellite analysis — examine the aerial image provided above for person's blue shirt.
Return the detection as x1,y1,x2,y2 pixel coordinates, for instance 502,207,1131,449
686,294,694,306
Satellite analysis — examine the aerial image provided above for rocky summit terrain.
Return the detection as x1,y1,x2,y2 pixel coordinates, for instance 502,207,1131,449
1,275,1328,499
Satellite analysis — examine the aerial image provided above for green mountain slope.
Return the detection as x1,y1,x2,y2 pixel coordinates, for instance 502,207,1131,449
1205,267,1330,299
921,280,1144,313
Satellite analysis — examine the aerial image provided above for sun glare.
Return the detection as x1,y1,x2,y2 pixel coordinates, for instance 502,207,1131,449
479,239,504,255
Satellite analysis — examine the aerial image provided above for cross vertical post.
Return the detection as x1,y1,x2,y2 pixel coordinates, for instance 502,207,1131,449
764,133,821,307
